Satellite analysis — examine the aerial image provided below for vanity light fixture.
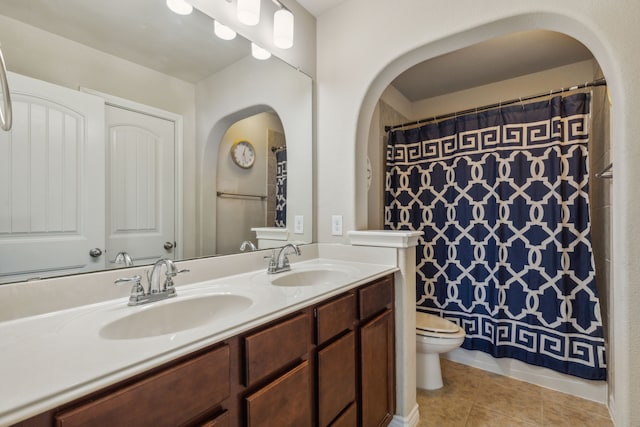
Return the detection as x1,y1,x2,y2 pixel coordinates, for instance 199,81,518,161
166,0,193,15
214,20,237,40
237,0,261,26
273,6,294,49
251,42,271,60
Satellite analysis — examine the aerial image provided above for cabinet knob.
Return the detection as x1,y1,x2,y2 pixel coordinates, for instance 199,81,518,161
164,241,174,250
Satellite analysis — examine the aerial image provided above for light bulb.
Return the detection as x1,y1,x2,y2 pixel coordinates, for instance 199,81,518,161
273,8,294,49
237,0,261,26
251,43,271,60
214,20,237,40
166,0,193,15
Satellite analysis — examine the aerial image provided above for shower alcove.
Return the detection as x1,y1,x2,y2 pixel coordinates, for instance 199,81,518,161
365,30,612,403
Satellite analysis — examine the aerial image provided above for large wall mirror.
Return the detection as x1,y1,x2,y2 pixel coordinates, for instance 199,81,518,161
0,0,313,284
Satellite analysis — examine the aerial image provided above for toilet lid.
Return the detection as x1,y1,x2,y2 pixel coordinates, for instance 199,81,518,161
416,312,460,333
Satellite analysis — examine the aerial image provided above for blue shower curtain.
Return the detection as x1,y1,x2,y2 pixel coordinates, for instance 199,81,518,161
385,93,606,380
275,148,287,227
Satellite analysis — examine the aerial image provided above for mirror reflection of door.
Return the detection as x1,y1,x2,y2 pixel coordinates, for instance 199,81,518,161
0,73,105,282
216,112,285,255
105,105,175,267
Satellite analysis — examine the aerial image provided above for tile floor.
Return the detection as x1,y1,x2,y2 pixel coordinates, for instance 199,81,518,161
416,359,613,427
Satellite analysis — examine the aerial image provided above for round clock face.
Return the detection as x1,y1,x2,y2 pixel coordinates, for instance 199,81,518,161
231,140,255,169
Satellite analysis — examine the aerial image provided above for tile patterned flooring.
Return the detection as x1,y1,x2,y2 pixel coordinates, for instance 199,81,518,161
416,359,613,427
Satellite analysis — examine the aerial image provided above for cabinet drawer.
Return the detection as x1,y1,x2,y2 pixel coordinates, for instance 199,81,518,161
318,331,356,427
359,275,393,320
55,345,230,427
244,312,310,385
316,292,356,344
245,361,312,427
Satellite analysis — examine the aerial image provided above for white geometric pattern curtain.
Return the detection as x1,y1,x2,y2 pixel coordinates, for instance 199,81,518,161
385,93,606,380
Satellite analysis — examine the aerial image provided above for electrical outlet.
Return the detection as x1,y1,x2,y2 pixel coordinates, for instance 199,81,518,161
294,215,304,234
331,215,343,236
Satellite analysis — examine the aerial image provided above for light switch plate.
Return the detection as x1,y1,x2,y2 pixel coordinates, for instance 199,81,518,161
294,215,304,234
331,215,343,236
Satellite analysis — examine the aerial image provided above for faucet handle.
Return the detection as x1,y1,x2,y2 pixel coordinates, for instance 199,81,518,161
115,275,145,305
164,268,190,289
264,250,277,274
165,268,190,278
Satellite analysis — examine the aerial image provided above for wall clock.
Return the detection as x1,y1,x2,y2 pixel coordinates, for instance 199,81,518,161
231,139,256,169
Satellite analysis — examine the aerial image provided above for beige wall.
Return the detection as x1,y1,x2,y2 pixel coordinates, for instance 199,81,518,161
316,1,640,424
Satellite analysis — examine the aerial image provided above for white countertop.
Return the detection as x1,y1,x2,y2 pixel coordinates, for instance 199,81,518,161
0,254,397,426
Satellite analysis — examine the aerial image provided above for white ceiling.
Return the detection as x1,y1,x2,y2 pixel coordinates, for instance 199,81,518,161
295,0,347,16
0,1,594,100
0,0,250,83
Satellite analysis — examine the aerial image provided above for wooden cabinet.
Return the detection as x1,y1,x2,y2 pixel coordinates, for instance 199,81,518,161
315,292,357,426
360,310,395,427
197,411,230,427
15,274,395,427
315,292,356,345
317,332,356,426
358,276,395,427
55,344,230,427
245,361,312,427
244,312,311,386
243,312,313,427
330,403,357,427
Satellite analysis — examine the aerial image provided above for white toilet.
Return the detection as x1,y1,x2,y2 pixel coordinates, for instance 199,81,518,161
416,312,466,390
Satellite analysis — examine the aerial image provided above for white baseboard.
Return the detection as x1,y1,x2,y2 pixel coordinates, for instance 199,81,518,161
608,395,616,425
390,403,420,427
442,348,608,404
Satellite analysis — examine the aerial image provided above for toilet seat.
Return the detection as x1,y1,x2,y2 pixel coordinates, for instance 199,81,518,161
416,312,463,335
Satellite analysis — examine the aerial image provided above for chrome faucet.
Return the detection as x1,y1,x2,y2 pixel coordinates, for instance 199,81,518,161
115,258,189,306
240,240,258,252
114,251,134,267
266,243,301,274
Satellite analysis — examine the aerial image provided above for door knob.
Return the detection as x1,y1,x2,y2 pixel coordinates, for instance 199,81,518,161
89,248,103,257
164,241,174,250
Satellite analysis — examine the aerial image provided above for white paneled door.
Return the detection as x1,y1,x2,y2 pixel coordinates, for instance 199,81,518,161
0,73,105,281
105,105,175,267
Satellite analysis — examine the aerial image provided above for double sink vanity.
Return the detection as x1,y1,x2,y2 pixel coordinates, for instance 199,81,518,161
0,243,407,427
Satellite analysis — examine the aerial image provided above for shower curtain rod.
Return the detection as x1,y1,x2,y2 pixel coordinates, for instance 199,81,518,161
384,78,607,132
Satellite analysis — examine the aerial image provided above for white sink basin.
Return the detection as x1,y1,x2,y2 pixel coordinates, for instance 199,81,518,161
99,294,253,340
269,267,356,287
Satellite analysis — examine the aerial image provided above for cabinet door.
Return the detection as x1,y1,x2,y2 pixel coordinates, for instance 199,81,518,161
329,403,357,427
318,331,356,426
245,361,312,427
360,309,395,427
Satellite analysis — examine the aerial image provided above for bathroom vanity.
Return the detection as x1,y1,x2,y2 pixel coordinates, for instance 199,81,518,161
0,246,402,427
